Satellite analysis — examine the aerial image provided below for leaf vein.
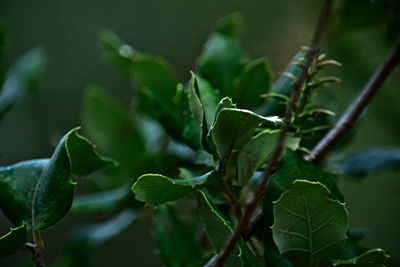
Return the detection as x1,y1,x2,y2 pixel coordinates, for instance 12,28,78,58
272,227,309,240
310,200,328,219
312,213,336,234
313,238,346,256
276,203,307,220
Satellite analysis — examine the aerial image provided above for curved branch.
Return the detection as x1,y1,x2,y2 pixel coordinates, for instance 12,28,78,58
209,1,335,266
305,37,400,163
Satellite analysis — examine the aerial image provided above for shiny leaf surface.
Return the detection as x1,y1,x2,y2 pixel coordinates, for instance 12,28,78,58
0,128,112,230
132,171,218,205
0,223,27,259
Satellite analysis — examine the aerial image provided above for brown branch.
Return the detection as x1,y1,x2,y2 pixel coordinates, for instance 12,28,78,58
238,28,400,256
237,35,400,253
243,209,263,241
25,242,45,267
30,231,46,267
247,238,264,264
208,1,335,266
305,36,400,163
32,251,45,267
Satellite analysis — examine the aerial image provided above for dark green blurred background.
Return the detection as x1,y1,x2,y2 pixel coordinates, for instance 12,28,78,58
0,0,399,266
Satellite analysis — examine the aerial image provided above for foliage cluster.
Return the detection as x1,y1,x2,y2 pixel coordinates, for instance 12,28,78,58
0,1,399,266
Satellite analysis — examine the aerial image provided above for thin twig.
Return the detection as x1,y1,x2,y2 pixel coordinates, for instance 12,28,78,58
32,251,45,267
247,238,264,264
31,231,46,267
25,242,45,267
305,36,400,163
204,255,219,267
243,209,263,241
208,1,335,266
239,36,400,250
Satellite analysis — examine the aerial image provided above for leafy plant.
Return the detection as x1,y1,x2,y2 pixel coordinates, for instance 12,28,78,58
1,0,400,266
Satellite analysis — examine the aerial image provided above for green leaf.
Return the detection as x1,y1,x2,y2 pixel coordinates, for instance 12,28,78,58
153,204,202,266
99,30,184,140
192,73,220,129
233,59,272,110
266,149,344,204
189,73,204,125
185,74,205,149
213,13,242,39
0,47,45,120
216,96,237,111
71,185,129,214
82,85,145,177
297,111,333,150
131,54,183,139
197,191,260,267
99,30,136,76
259,48,307,116
182,118,202,149
263,149,343,266
138,85,184,141
186,73,220,150
0,223,27,259
333,249,389,266
286,135,301,151
341,240,357,261
132,171,218,205
66,129,116,176
100,29,179,102
204,97,236,156
197,33,247,97
100,30,182,108
272,180,348,266
0,128,112,231
263,239,295,267
237,130,279,185
132,54,178,103
209,107,281,165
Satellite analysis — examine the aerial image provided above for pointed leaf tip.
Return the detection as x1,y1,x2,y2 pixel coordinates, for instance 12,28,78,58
132,171,217,206
209,107,278,165
213,13,242,38
0,128,115,231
